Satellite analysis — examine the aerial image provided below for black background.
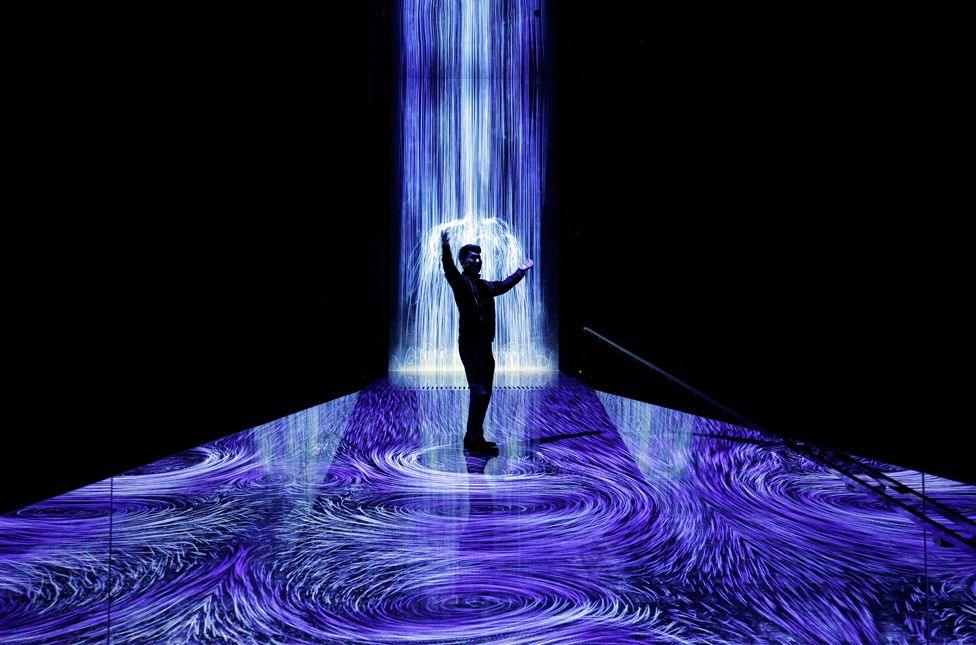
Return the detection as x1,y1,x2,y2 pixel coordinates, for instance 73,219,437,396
8,3,971,511
553,5,972,483
10,1,395,512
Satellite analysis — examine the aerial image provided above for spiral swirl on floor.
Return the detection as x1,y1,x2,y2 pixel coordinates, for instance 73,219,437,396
1,375,973,642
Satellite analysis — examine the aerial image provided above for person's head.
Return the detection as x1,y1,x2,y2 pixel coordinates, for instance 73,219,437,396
458,244,482,275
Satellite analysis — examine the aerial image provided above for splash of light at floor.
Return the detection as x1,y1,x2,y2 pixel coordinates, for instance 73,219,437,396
392,1,553,374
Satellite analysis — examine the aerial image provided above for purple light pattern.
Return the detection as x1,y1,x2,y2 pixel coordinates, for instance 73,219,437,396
2,376,974,641
392,0,552,373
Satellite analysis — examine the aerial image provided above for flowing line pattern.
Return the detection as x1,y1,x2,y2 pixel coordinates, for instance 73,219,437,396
2,376,974,642
392,0,553,373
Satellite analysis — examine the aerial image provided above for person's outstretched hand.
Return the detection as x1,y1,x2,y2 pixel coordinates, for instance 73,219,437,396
440,230,450,244
519,258,535,271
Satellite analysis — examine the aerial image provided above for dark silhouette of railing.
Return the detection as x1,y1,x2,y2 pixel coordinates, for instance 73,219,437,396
582,326,975,554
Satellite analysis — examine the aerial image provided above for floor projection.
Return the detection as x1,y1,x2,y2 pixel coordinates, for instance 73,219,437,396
2,375,974,642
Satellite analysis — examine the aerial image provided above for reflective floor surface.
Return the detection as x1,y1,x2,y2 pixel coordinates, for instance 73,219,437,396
2,374,974,642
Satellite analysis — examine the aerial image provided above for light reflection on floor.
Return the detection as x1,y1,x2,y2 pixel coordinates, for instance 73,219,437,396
1,374,974,642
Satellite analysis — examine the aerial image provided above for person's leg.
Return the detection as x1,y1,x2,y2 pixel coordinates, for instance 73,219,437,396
477,343,495,434
469,339,496,437
458,339,483,437
458,338,495,451
468,379,490,440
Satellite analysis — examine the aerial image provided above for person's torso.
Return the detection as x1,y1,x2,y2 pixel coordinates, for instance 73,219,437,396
451,274,495,341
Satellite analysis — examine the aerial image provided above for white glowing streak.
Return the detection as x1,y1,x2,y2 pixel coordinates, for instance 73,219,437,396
408,215,545,372
393,0,553,373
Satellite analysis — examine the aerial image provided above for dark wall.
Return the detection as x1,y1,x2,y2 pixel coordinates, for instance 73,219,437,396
553,6,973,482
12,4,970,512
9,2,394,512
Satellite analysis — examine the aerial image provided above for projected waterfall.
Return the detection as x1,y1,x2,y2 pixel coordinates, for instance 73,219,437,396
391,0,553,373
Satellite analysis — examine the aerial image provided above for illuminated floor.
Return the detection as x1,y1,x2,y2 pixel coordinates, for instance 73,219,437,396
2,374,974,642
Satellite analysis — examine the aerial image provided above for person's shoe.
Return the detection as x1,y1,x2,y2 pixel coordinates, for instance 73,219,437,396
464,434,499,456
468,441,499,457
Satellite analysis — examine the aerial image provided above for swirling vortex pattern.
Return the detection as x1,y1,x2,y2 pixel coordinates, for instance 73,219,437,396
1,374,974,642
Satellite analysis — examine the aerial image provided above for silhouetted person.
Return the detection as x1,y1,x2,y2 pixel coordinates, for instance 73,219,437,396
441,229,533,455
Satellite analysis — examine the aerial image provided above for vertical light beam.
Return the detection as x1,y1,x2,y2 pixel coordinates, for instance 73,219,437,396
392,0,553,373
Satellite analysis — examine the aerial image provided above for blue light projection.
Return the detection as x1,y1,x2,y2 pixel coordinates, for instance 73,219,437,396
2,377,975,641
391,0,553,373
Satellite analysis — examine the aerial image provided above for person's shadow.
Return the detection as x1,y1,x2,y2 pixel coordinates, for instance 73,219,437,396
463,452,495,474
462,430,603,475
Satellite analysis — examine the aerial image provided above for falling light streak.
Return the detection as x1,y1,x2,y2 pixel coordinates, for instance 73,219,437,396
392,0,553,373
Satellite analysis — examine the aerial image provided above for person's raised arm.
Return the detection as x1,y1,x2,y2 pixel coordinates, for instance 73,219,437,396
441,230,461,284
488,258,534,297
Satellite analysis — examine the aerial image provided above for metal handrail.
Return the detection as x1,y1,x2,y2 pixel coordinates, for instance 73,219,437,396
582,326,976,553
582,327,766,433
